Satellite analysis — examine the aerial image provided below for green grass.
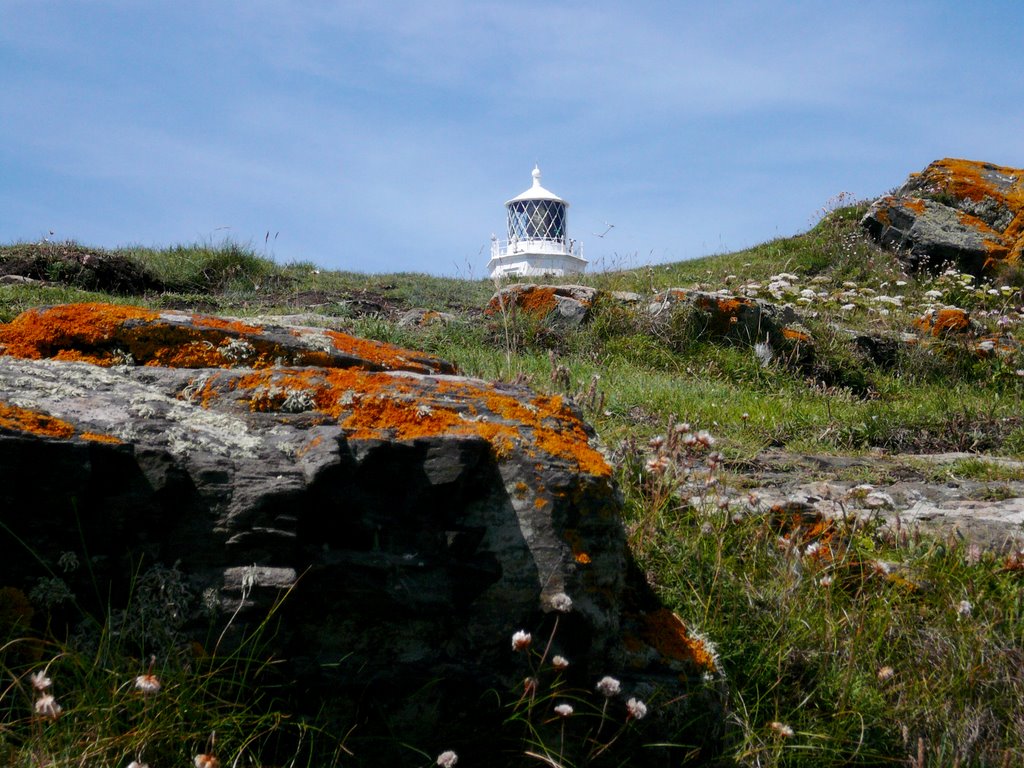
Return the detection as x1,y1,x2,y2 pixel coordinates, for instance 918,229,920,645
2,207,1024,766
619,437,1024,767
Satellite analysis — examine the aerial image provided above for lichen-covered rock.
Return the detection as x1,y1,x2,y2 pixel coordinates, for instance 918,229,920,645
487,283,599,326
862,158,1024,274
397,307,457,328
648,288,801,347
913,306,979,337
0,303,725,765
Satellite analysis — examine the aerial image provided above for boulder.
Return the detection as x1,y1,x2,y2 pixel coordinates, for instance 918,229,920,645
487,284,599,327
0,303,725,765
648,288,802,347
397,307,457,328
862,158,1024,274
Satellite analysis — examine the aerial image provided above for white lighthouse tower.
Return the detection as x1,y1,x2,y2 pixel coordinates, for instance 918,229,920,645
487,165,587,279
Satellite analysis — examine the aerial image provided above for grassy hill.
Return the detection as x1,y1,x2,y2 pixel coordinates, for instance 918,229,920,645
2,207,1024,766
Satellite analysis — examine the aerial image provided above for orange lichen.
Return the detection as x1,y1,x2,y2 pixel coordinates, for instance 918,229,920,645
903,198,927,214
0,401,76,439
923,159,1024,209
324,329,453,374
519,287,558,317
652,289,689,303
915,307,971,336
782,327,811,342
769,502,834,543
80,432,123,444
0,401,117,443
639,608,718,672
485,286,559,319
342,397,466,441
561,528,593,565
0,303,158,361
0,303,456,375
699,296,751,316
189,314,265,335
195,366,609,477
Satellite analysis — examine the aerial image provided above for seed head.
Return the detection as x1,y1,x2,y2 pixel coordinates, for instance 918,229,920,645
595,675,621,698
769,721,794,738
135,674,161,695
877,666,895,683
551,655,569,670
549,593,573,613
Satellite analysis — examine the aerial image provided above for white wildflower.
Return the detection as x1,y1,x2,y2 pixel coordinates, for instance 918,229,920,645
625,697,648,720
551,655,570,670
194,755,221,768
554,703,574,717
957,599,973,618
595,676,621,698
34,694,62,719
877,666,895,683
511,630,532,651
30,670,52,691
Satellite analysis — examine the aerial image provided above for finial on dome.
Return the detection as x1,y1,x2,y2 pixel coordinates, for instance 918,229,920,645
532,165,541,186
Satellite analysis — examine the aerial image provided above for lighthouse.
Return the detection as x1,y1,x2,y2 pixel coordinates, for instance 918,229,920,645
487,166,587,279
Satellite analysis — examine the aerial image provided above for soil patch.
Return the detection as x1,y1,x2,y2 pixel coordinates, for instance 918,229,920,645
0,242,163,295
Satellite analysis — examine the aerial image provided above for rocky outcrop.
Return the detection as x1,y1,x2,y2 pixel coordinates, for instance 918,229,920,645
0,303,724,765
647,288,805,347
487,283,599,326
862,159,1024,274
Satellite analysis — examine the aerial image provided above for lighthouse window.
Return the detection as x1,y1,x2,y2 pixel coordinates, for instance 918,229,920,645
507,200,566,241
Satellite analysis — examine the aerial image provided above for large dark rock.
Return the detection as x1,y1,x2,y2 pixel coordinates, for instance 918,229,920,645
862,158,1024,274
0,303,725,765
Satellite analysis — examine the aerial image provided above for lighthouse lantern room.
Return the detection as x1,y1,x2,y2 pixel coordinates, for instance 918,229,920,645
488,166,587,279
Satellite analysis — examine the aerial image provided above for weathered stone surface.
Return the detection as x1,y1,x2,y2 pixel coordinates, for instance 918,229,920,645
397,307,457,328
487,283,599,327
862,158,1024,274
746,452,1024,553
0,303,724,765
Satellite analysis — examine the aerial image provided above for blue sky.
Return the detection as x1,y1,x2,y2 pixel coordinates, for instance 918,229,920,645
2,1,1022,276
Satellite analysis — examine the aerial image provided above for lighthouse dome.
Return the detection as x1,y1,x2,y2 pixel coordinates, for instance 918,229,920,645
505,165,568,205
